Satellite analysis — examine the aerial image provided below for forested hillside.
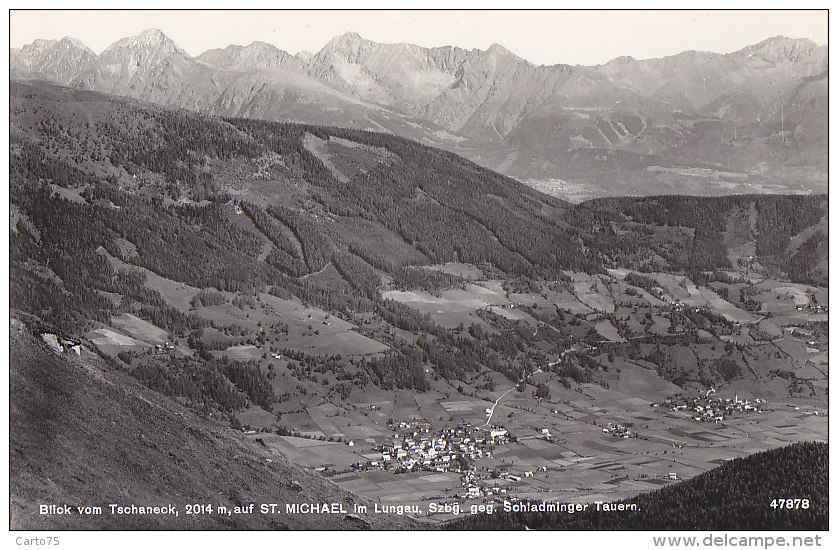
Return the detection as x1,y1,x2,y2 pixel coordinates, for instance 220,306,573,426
580,195,828,284
9,80,828,413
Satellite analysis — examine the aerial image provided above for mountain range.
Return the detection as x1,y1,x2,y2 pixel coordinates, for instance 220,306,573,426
11,29,828,199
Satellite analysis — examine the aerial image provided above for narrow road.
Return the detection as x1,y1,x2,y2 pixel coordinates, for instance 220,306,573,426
482,367,542,427
299,261,333,281
480,345,578,428
482,387,517,427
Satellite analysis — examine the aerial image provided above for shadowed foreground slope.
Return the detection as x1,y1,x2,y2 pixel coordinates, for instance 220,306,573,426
10,316,413,530
448,441,827,530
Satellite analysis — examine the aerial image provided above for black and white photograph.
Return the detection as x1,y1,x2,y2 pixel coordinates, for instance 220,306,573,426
6,7,829,542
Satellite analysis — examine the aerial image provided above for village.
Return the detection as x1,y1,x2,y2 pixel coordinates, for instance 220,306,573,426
350,419,514,497
652,390,764,424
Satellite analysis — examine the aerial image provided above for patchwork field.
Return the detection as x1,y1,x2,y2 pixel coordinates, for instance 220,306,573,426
382,282,514,328
89,327,149,355
246,373,827,521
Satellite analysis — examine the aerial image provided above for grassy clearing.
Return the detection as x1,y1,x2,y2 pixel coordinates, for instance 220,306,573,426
110,312,168,344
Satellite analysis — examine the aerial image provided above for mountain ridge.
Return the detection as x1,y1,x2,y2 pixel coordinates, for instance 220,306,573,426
10,29,827,198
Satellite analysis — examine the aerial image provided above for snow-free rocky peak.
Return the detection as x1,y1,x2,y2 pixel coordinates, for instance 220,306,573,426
733,36,819,64
197,41,302,72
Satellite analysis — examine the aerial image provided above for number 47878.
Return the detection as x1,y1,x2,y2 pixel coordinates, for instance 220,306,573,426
770,499,810,509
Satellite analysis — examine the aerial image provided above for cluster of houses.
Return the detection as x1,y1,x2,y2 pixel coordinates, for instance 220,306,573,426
461,469,485,498
601,422,632,438
154,342,176,354
387,419,431,433
652,391,763,423
464,465,550,499
647,288,714,316
796,304,827,313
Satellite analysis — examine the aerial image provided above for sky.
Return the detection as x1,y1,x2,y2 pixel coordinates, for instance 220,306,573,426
9,9,828,66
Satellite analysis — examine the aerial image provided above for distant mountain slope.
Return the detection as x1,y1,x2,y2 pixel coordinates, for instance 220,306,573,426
10,80,826,332
197,41,305,73
10,314,411,529
582,194,828,285
9,79,597,393
448,441,828,530
11,30,827,197
9,80,591,287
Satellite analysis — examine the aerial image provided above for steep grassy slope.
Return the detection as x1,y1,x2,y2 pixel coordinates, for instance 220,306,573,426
10,315,411,530
448,441,828,530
